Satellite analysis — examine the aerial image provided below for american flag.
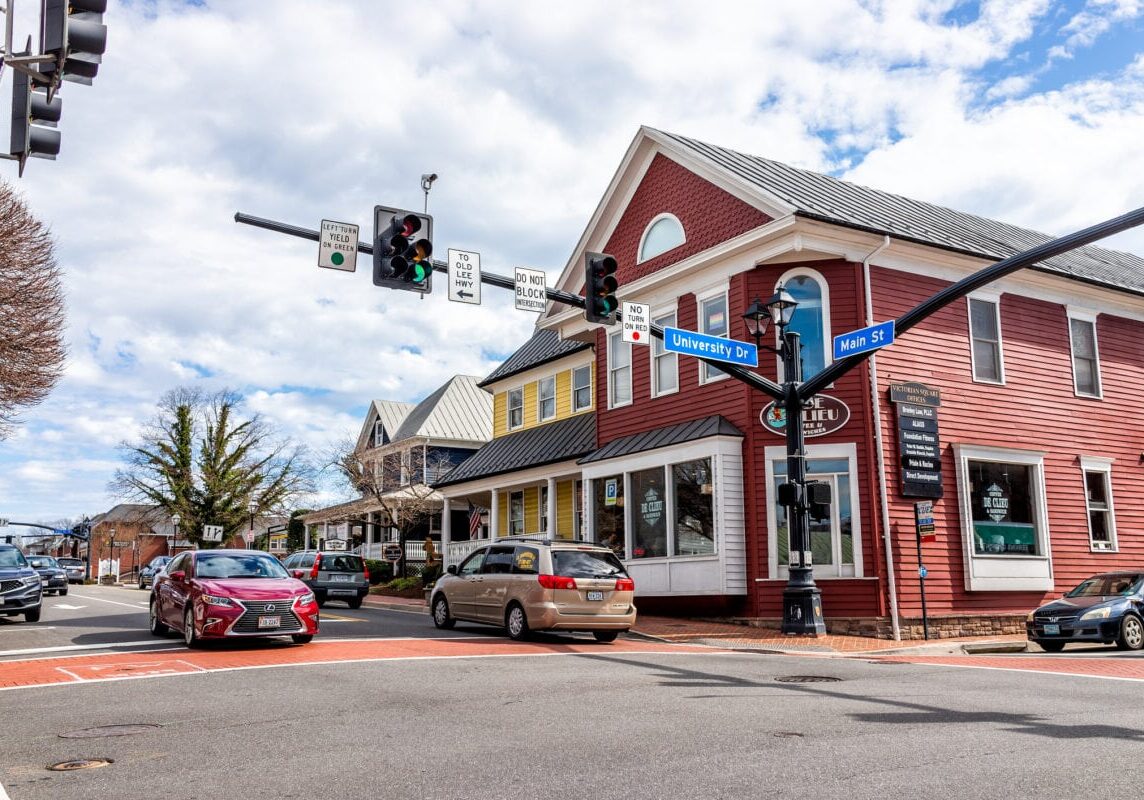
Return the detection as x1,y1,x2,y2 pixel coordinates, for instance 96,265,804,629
468,501,483,539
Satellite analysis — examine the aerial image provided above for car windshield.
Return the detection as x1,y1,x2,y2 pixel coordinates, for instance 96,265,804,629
552,550,628,579
0,549,28,568
151,557,171,569
1066,575,1143,597
194,553,290,580
58,558,83,566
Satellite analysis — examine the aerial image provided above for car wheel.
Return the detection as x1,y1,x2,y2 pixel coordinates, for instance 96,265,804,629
24,607,41,623
291,634,314,644
1037,640,1065,652
593,630,619,643
149,601,169,636
1116,614,1144,650
347,597,363,610
59,586,68,596
317,598,326,609
506,603,529,641
432,595,455,629
138,578,145,590
183,608,201,648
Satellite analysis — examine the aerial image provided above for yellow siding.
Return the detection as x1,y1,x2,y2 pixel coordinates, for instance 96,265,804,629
557,480,573,538
493,393,507,439
490,361,592,441
523,383,537,428
525,487,540,532
555,370,571,419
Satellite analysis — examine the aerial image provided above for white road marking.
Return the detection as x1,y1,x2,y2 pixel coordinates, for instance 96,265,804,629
66,592,149,610
54,604,88,610
0,640,179,658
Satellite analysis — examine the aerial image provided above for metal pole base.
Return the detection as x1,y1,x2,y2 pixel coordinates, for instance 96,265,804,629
781,568,826,635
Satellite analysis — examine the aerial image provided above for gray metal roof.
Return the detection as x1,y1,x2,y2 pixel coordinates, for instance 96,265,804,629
393,375,493,443
578,415,743,465
653,128,1144,295
434,414,596,487
479,328,591,388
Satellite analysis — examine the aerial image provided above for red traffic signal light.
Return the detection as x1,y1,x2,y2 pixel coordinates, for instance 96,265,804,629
373,207,433,292
584,252,619,324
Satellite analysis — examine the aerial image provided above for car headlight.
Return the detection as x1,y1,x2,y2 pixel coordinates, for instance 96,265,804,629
201,594,235,607
1026,611,1035,622
1080,606,1113,621
22,576,41,587
296,592,315,606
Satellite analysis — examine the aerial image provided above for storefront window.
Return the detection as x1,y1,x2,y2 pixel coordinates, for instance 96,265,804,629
631,467,667,559
593,476,625,558
968,460,1038,555
673,458,714,555
773,458,853,574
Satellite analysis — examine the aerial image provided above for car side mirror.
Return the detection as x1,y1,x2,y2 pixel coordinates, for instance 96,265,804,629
169,570,186,581
292,570,304,579
447,564,458,575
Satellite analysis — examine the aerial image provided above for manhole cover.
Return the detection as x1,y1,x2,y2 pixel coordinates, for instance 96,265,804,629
773,731,805,738
774,675,842,683
48,759,113,771
60,724,161,739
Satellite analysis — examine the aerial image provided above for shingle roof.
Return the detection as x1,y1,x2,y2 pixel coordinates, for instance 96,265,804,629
578,415,743,465
479,329,591,388
653,128,1144,296
392,375,492,443
434,414,596,487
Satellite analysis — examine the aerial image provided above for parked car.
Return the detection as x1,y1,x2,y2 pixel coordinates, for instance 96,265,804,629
27,555,68,596
149,549,319,647
57,557,86,584
138,555,172,590
429,537,636,642
282,550,369,609
1027,571,1144,652
0,544,43,623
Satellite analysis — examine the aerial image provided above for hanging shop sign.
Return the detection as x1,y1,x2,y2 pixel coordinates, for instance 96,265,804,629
890,382,944,498
760,394,850,438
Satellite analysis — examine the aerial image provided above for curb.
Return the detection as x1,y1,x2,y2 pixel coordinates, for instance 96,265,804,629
962,641,1029,654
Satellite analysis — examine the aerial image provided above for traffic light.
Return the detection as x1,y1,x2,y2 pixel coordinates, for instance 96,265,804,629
583,251,619,324
372,205,433,293
806,481,832,522
41,0,108,96
9,69,62,177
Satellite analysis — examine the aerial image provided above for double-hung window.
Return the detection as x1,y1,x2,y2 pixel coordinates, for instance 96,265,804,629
652,310,678,395
538,485,548,533
1068,312,1101,398
572,365,592,412
1081,457,1116,551
608,331,632,407
538,376,556,421
509,492,524,536
968,295,1004,383
507,388,523,430
699,292,729,383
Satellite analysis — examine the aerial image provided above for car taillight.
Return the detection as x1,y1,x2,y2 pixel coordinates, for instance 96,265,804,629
538,574,577,590
362,561,370,582
615,577,634,591
309,553,321,580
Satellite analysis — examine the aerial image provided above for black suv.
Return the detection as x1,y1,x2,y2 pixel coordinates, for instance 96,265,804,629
282,550,369,609
0,544,43,623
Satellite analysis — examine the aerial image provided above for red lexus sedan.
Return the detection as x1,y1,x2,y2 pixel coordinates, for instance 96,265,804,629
149,549,319,647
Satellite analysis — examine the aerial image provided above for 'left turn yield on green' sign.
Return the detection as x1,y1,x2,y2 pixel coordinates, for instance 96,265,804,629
318,220,359,271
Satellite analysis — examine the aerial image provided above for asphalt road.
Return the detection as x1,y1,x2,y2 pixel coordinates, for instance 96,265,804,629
3,586,1144,799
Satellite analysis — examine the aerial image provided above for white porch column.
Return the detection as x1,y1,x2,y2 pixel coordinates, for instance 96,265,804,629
546,477,557,538
490,489,500,539
441,497,451,549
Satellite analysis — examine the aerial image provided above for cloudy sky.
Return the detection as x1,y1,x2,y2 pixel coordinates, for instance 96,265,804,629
2,0,1143,534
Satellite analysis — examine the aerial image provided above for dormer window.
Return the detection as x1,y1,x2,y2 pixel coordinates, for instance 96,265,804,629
638,214,685,263
373,420,387,447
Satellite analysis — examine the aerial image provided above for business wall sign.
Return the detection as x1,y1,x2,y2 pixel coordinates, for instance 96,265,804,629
760,394,851,438
890,382,943,498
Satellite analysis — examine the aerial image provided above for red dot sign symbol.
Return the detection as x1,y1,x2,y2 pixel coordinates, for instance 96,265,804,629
633,332,640,340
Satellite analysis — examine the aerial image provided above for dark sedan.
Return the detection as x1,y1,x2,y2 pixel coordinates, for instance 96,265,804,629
27,555,68,596
138,555,172,589
1027,572,1144,652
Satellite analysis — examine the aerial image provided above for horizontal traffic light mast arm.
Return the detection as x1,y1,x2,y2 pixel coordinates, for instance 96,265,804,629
798,204,1144,400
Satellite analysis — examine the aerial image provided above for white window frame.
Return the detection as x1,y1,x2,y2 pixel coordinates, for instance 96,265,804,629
953,442,1053,592
509,491,525,536
574,479,584,540
373,419,385,447
651,307,678,397
967,292,1005,385
608,330,632,408
774,267,832,383
1080,456,1116,552
537,375,556,422
538,485,548,532
1067,308,1102,399
637,212,686,263
572,365,592,412
507,387,523,430
697,286,730,385
764,442,862,579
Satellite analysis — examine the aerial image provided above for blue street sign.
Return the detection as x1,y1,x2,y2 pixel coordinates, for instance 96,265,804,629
833,320,895,360
662,326,758,368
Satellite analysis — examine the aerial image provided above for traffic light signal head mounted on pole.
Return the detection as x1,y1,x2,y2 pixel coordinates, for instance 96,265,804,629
584,251,619,324
9,69,62,176
372,205,433,293
41,0,108,96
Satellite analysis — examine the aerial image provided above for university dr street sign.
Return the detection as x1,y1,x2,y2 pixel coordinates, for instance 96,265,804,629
662,326,758,368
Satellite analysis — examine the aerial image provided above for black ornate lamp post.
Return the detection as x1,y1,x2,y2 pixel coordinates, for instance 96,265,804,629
170,512,180,556
248,501,258,548
743,285,826,635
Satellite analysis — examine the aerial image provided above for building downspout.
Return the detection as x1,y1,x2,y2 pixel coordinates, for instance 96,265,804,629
862,235,901,641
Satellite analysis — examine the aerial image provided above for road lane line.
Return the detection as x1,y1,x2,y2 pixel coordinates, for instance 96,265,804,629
65,592,150,610
0,640,181,658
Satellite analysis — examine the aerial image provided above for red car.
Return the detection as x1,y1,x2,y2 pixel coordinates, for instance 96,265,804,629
149,549,319,647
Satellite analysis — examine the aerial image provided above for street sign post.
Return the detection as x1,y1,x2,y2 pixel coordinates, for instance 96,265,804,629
448,248,482,305
514,268,547,313
325,539,347,551
318,220,359,271
266,524,287,534
621,301,650,345
202,524,224,542
832,320,894,360
662,326,758,368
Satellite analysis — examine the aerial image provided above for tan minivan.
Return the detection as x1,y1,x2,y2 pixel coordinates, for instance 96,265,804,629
430,538,636,642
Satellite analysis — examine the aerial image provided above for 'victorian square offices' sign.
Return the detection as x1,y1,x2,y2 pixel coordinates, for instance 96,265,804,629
890,382,944,498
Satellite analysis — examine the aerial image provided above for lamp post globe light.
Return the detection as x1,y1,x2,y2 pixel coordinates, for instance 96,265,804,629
742,285,826,635
170,512,180,555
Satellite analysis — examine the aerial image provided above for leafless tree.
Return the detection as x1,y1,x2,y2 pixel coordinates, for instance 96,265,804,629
0,180,66,438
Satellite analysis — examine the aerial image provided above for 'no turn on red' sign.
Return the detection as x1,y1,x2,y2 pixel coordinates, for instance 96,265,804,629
621,302,650,344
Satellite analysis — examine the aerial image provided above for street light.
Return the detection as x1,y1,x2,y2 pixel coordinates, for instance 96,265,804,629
741,285,826,635
170,512,180,555
248,501,258,548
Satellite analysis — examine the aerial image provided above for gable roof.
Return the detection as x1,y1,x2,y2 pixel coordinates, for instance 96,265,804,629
434,413,596,487
578,415,743,465
649,127,1144,296
391,375,492,443
479,328,591,388
357,400,415,450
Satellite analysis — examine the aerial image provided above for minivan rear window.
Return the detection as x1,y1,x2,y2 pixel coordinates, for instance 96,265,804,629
321,555,363,573
552,550,627,579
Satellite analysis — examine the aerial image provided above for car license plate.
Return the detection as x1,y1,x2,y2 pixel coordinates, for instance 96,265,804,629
258,615,281,629
1043,623,1060,635
586,591,604,601
331,574,351,582
328,589,354,595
